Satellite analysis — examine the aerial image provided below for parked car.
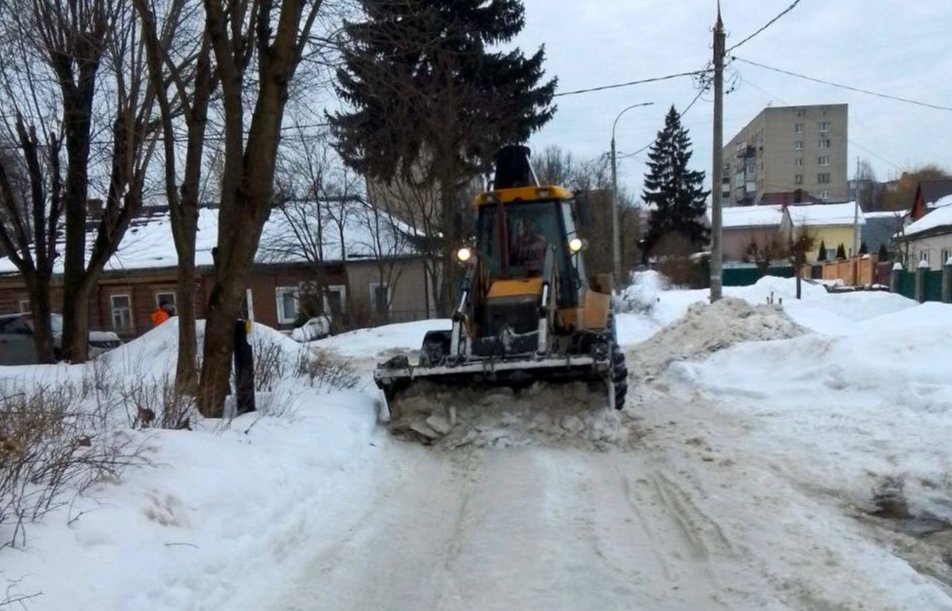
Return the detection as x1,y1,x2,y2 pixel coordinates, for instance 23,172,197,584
0,313,123,365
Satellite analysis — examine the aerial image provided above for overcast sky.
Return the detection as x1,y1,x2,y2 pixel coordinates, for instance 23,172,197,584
516,0,952,199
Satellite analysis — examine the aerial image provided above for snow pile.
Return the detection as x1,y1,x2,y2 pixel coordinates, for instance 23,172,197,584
310,319,451,358
674,301,952,522
387,381,639,450
628,296,802,381
290,316,331,342
102,318,303,378
615,270,667,315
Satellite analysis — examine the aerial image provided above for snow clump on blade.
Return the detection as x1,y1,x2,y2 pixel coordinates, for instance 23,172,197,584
388,381,642,451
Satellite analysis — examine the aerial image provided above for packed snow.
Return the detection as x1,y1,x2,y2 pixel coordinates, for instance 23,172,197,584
3,275,952,610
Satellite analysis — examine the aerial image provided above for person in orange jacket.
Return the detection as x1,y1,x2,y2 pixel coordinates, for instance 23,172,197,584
151,301,172,326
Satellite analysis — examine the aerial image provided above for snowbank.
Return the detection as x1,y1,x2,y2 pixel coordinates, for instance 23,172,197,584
310,319,451,357
0,318,381,611
674,301,952,523
627,296,803,381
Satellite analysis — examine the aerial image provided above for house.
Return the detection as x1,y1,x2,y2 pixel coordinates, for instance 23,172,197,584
0,199,435,339
715,205,787,262
895,195,952,271
783,201,864,262
910,179,952,221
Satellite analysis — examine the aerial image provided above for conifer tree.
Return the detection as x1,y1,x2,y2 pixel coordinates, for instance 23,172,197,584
836,243,847,259
642,106,710,256
330,0,556,314
878,243,889,260
817,240,828,261
859,241,869,255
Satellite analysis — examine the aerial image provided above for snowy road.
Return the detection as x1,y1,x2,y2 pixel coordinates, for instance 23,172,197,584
255,441,765,611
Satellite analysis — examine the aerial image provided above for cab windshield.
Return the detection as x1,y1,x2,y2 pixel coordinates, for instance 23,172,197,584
477,201,564,278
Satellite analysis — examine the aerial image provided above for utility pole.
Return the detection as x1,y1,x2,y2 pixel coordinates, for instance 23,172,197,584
610,102,654,289
710,5,726,302
852,156,861,256
611,136,619,286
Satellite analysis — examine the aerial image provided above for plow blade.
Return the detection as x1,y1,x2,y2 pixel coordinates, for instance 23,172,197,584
374,356,615,443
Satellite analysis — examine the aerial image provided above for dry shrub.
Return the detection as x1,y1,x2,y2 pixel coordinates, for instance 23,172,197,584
253,336,289,392
0,384,146,549
119,373,196,431
294,348,359,392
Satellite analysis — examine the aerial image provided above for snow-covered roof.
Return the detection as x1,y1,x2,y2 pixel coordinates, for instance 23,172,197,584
715,205,785,229
931,194,952,209
863,210,906,220
786,202,865,227
0,199,420,276
901,205,952,239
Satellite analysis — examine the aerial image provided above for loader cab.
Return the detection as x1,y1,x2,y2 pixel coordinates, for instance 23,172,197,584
474,186,586,310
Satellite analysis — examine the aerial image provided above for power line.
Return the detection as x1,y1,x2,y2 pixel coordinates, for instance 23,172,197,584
727,0,805,53
553,69,712,98
617,85,709,160
732,56,952,113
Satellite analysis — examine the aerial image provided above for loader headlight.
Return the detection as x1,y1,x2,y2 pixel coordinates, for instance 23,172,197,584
457,247,472,262
569,237,584,253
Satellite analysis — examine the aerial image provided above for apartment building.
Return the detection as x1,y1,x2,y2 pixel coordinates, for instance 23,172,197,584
722,104,849,206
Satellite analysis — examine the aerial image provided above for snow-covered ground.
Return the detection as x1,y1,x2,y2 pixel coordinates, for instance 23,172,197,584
3,275,952,610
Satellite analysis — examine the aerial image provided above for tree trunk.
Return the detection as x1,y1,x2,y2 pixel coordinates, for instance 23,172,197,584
60,117,92,363
198,208,265,417
23,273,56,363
438,179,459,317
175,254,199,395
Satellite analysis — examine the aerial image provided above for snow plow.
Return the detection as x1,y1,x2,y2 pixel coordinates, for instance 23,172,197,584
374,146,628,440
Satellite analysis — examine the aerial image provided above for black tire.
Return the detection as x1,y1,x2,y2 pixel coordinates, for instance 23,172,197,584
611,341,628,410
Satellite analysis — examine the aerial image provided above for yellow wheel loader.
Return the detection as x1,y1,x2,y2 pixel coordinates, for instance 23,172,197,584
374,146,628,439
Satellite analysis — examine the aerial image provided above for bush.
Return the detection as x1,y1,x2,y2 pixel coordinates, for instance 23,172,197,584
294,348,360,392
0,384,146,549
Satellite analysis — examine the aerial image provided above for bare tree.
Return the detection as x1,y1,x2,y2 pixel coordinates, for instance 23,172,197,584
787,225,816,300
0,0,160,362
197,0,328,417
134,0,216,394
0,116,63,362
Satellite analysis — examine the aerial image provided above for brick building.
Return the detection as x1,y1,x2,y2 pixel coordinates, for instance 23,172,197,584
0,200,435,340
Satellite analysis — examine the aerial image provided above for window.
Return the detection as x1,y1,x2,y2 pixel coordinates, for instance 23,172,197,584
369,283,391,316
818,173,831,184
819,139,831,149
795,141,804,151
275,287,299,325
818,121,831,133
18,300,30,313
111,295,133,331
323,285,346,319
820,190,830,200
818,156,830,167
795,158,804,167
155,292,176,310
794,123,804,133
795,174,803,185
919,250,931,265
941,248,951,265
827,248,837,261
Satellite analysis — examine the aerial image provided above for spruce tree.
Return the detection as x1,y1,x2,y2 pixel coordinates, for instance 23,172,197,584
859,241,869,255
329,0,556,314
878,243,889,260
836,243,847,259
817,240,828,261
642,106,711,256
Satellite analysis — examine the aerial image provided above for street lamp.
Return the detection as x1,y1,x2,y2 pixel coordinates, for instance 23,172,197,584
611,101,654,289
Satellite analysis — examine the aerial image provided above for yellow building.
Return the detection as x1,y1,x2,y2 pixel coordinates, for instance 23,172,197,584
783,202,864,262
